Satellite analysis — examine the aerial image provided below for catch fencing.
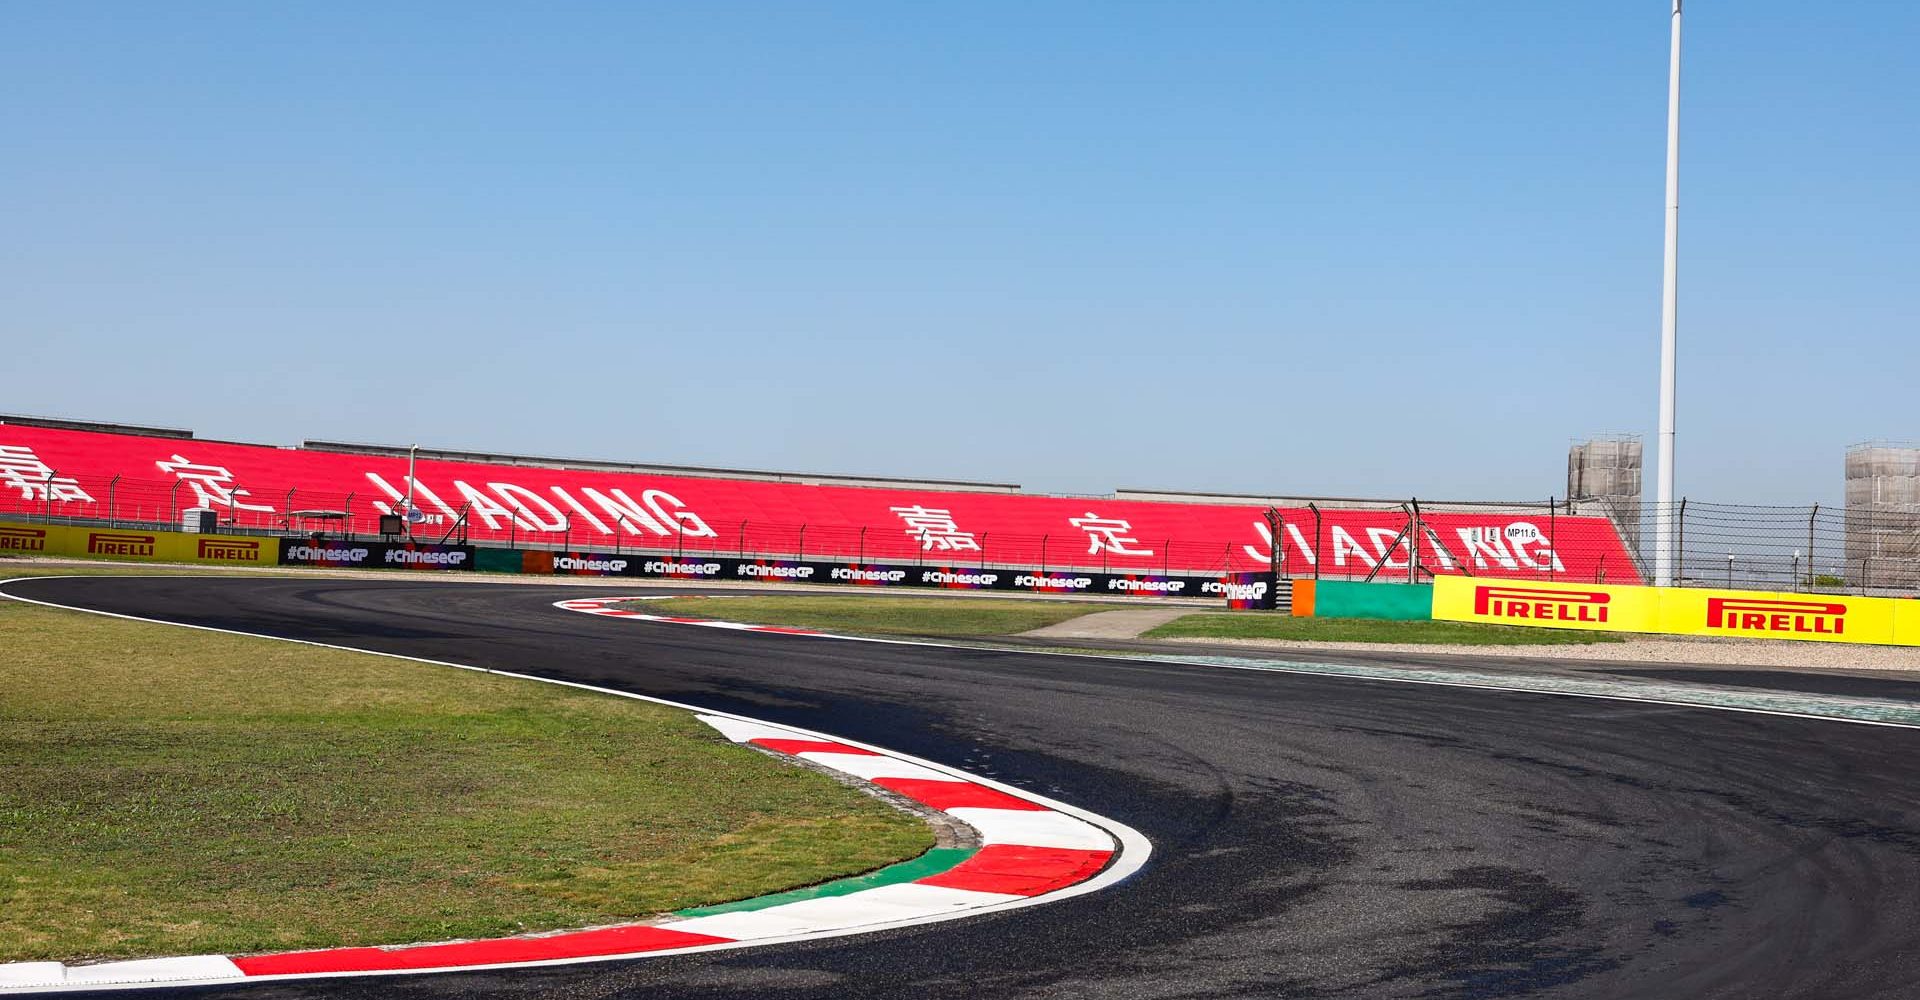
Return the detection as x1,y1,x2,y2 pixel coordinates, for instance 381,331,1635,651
1654,500,1920,595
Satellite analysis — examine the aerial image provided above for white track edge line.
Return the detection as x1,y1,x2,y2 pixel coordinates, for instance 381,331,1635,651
0,576,1150,993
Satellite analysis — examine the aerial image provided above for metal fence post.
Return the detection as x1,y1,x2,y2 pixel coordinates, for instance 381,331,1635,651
858,526,866,564
170,480,182,528
1040,534,1049,573
1408,498,1420,584
343,492,354,540
1548,496,1557,581
1807,503,1819,589
1309,503,1322,581
563,513,571,552
797,524,805,562
1676,497,1687,585
1264,507,1283,589
43,471,55,521
108,475,119,525
738,520,747,558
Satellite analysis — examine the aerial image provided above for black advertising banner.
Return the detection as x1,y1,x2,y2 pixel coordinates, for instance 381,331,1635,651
1212,571,1278,609
381,542,476,571
279,540,475,571
279,541,380,568
1090,572,1219,599
513,547,1226,600
546,551,641,576
910,566,1013,590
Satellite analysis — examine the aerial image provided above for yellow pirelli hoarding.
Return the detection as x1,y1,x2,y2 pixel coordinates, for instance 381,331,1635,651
0,523,56,555
1894,600,1920,648
1432,577,1662,633
1658,587,1895,645
0,520,279,567
1436,573,1920,647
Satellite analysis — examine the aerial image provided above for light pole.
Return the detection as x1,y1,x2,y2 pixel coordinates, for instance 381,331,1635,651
1653,0,1684,586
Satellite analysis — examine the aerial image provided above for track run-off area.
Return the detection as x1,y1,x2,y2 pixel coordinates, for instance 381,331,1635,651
7,575,1920,999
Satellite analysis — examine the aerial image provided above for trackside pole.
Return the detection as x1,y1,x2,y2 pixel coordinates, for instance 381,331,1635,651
1653,0,1683,586
405,443,419,541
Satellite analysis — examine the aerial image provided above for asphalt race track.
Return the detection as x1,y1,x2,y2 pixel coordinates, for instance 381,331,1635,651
11,576,1920,999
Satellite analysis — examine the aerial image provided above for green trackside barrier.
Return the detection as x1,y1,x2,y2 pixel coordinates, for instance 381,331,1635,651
474,547,526,574
1311,580,1434,621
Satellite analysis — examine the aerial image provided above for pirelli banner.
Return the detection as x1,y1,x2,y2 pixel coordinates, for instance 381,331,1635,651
0,520,280,567
1434,576,1920,646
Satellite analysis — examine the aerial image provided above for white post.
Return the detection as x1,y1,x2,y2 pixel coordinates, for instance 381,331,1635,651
1653,0,1683,586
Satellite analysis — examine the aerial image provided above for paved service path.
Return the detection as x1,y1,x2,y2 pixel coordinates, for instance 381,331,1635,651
1018,607,1193,640
9,575,1920,1000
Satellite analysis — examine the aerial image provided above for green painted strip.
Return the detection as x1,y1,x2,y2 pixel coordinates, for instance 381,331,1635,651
473,547,525,574
673,847,978,917
1313,581,1434,621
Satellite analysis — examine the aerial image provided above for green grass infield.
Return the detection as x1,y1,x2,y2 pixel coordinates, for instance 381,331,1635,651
0,571,930,963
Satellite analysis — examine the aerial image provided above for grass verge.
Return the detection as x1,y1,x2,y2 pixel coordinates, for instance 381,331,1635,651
1145,614,1625,645
629,595,1099,636
0,582,930,963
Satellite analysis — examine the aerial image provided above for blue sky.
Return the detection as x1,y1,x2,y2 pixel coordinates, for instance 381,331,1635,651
4,3,1914,503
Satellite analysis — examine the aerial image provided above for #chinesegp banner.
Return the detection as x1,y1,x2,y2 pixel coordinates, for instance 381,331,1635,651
278,540,474,571
1212,571,1276,610
913,566,1009,590
380,542,474,571
279,541,380,568
546,551,637,576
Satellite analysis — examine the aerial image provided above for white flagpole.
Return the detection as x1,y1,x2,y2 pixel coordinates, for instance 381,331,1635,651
1653,0,1683,586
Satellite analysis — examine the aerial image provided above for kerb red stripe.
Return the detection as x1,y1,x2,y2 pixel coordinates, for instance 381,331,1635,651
231,926,731,976
749,738,878,756
917,845,1113,896
870,778,1047,811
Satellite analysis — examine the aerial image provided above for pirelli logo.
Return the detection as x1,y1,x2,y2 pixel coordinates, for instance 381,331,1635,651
197,538,262,562
1705,597,1847,636
0,526,47,552
1473,585,1610,623
87,531,156,557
